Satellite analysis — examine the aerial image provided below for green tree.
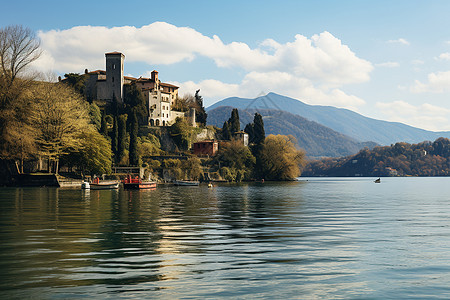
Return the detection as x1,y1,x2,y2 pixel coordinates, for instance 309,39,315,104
124,82,147,125
170,117,191,151
111,116,119,156
65,128,112,176
217,139,255,181
244,113,265,145
31,82,91,173
129,112,139,166
139,133,161,156
259,135,306,180
182,157,203,180
244,123,254,143
89,103,102,130
62,73,87,96
194,89,207,126
100,113,108,136
221,121,232,140
163,158,183,180
229,108,240,134
253,113,265,145
117,114,127,164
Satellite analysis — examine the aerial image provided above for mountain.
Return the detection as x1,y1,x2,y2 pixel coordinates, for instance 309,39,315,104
207,92,450,145
207,106,377,158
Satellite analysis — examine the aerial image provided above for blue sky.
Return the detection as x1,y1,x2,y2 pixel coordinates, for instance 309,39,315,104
4,0,450,131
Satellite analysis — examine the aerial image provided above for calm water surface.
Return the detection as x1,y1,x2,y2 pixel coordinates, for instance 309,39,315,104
1,177,450,299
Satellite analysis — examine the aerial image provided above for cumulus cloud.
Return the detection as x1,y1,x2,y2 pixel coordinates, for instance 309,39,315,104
387,38,410,46
33,22,372,110
174,71,365,110
411,71,450,93
376,101,450,131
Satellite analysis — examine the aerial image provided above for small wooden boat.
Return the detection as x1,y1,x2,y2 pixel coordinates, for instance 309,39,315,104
374,178,381,183
123,175,157,189
88,178,120,190
174,180,199,186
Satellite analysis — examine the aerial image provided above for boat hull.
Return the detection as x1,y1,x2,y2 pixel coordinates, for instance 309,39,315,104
89,182,120,190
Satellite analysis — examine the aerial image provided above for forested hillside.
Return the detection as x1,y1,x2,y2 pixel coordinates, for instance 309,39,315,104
303,137,450,177
207,106,376,158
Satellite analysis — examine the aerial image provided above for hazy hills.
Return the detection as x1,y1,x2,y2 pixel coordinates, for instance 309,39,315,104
207,92,450,146
207,106,377,158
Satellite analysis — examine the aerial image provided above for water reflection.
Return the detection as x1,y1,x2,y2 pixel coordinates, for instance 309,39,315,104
2,179,450,298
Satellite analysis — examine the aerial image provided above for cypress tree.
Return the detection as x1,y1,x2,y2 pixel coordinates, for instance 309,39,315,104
250,113,265,180
100,113,108,136
194,89,207,126
222,121,232,140
244,123,255,144
117,114,127,164
129,112,139,166
229,108,240,134
253,113,265,145
111,116,119,156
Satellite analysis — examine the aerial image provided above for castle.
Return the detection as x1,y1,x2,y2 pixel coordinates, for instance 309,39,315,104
83,51,190,126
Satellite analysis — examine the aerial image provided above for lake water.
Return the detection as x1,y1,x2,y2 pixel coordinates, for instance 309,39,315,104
1,177,450,299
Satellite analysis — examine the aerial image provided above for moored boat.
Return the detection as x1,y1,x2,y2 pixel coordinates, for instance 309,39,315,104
123,175,157,189
87,178,120,190
174,180,199,186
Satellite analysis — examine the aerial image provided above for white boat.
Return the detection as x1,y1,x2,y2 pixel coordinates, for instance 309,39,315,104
90,181,120,190
174,180,199,186
83,178,120,190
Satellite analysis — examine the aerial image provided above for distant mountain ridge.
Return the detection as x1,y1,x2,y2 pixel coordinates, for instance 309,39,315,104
207,92,450,145
207,106,377,158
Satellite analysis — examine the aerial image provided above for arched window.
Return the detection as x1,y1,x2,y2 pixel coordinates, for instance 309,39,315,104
150,119,155,126
163,120,166,126
156,119,160,126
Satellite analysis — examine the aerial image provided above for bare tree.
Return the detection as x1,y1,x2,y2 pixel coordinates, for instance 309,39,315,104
0,25,41,162
0,25,41,101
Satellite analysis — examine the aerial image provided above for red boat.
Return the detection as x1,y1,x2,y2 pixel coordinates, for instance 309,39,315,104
123,175,157,189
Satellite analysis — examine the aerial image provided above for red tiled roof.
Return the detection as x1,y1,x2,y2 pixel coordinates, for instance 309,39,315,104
88,70,106,75
161,82,179,88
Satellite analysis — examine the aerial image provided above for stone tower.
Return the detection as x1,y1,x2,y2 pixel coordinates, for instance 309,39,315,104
105,52,125,103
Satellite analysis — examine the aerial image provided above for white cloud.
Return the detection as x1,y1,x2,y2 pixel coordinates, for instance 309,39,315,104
387,38,410,46
174,71,365,111
435,52,450,61
33,22,372,110
376,61,400,68
376,101,450,131
411,71,450,93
